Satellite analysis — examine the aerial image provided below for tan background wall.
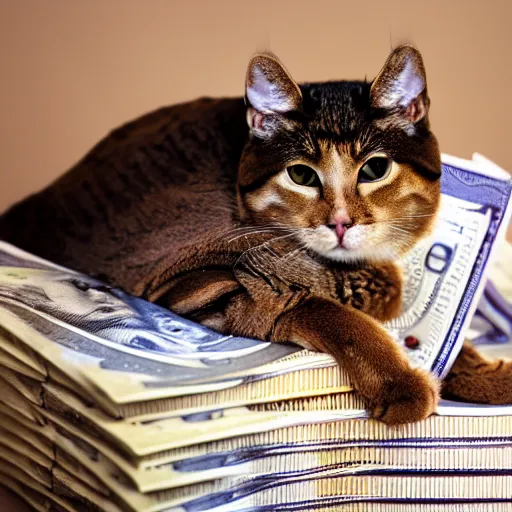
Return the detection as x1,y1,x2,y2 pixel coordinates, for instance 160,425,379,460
0,0,511,212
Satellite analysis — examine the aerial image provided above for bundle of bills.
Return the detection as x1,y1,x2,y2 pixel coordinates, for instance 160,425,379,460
0,153,511,511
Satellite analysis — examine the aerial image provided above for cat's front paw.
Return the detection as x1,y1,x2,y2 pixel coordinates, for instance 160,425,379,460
371,368,440,426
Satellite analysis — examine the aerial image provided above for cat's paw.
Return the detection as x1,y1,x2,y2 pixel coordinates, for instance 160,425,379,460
371,368,440,426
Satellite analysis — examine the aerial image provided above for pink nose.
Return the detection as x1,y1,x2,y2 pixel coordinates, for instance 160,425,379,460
330,209,352,227
335,223,347,239
327,222,353,244
328,210,353,244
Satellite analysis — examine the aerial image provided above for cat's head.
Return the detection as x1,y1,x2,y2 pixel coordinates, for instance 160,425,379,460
237,45,441,263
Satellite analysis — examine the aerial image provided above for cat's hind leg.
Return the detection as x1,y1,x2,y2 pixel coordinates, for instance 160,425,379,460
442,342,512,404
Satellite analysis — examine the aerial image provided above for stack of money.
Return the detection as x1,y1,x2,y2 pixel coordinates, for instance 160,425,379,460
0,153,511,511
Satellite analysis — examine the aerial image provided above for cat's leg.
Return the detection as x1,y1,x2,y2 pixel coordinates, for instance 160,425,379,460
271,296,439,425
442,342,512,404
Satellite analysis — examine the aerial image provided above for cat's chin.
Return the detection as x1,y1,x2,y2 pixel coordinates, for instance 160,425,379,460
312,246,400,264
301,225,400,264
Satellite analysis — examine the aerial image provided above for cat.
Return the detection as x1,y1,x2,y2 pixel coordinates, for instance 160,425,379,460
1,45,510,424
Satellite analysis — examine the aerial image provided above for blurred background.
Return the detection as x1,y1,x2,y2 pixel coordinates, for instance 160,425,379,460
0,0,511,212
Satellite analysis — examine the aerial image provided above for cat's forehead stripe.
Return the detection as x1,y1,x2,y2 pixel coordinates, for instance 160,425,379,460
303,81,371,141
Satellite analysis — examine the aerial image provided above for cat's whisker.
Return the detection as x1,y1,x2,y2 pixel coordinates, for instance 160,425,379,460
248,231,299,251
368,219,411,232
221,223,293,236
233,231,301,269
225,228,294,244
224,223,306,240
384,228,409,236
279,244,308,263
392,214,436,220
386,225,410,235
376,219,430,232
221,226,279,236
223,225,291,235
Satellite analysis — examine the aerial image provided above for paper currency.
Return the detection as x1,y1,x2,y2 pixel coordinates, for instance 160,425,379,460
0,464,82,512
170,474,512,512
2,388,512,512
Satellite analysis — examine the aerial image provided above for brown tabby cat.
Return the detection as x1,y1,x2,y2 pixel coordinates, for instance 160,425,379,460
1,45,510,424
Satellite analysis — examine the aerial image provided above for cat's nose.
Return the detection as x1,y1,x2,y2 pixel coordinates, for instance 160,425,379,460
328,222,352,240
328,210,353,243
327,221,353,230
330,209,353,228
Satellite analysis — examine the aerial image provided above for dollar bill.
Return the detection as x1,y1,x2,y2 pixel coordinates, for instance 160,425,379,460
29,375,512,462
0,329,46,379
166,474,512,512
0,465,82,512
0,413,53,460
0,457,122,512
2,385,511,495
1,371,512,511
3,397,512,512
0,153,511,511
185,504,512,512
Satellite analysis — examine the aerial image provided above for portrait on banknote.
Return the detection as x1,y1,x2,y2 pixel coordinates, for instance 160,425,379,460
0,265,272,361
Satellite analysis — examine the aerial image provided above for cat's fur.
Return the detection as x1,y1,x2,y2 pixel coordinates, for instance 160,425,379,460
1,46,510,424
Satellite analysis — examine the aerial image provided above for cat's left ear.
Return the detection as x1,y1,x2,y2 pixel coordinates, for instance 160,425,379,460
371,45,429,125
245,52,302,136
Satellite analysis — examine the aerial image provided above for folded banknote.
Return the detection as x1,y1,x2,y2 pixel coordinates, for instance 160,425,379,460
1,385,512,512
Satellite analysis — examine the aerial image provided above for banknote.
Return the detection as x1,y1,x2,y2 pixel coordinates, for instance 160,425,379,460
182,506,511,512
0,302,340,419
38,378,512,463
40,382,367,457
0,408,131,511
166,474,512,512
3,386,511,495
0,464,81,512
0,439,51,488
4,398,512,512
0,374,46,424
3,426,512,512
1,374,512,511
0,344,45,382
38,442,512,512
35,406,512,495
0,457,122,512
0,413,53,461
0,329,46,380
0,398,128,503
385,153,512,376
0,154,510,416
156,464,512,511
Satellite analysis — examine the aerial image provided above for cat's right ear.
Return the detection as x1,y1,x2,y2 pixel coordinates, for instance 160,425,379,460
245,53,302,137
370,45,429,127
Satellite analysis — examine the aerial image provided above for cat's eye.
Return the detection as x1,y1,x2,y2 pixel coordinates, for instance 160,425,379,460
358,157,391,183
287,165,320,187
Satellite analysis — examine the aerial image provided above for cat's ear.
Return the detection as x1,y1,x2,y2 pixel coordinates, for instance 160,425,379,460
370,45,429,125
245,53,302,136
